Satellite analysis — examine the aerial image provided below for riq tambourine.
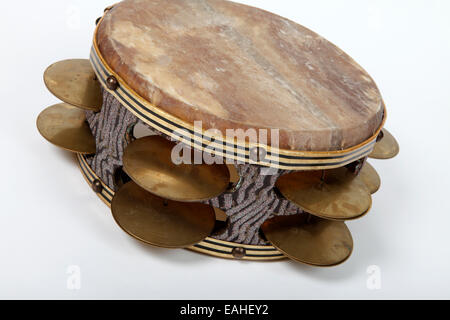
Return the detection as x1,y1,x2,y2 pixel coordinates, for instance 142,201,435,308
37,0,399,267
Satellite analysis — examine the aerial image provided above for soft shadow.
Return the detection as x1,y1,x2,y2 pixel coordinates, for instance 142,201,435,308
53,148,78,165
133,240,208,265
284,258,359,281
24,131,79,166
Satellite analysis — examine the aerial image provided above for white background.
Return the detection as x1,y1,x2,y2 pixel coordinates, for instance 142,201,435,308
1,0,449,299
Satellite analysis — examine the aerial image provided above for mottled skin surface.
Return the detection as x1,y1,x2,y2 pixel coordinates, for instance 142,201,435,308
97,0,384,151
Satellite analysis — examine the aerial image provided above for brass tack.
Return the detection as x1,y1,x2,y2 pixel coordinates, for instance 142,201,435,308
92,179,103,193
106,76,119,91
232,247,246,259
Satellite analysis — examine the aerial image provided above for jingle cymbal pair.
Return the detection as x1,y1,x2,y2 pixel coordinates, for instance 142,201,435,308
259,128,399,266
38,59,102,154
111,135,234,248
260,159,385,266
261,164,373,266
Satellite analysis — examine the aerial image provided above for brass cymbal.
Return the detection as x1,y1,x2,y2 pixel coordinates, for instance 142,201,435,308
111,181,216,248
44,59,103,112
123,136,230,202
369,128,399,159
36,103,96,154
359,162,381,194
261,214,353,266
276,167,371,221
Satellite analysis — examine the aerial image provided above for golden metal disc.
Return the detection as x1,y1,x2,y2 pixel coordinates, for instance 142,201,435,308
44,59,103,112
123,136,230,202
261,214,353,266
359,162,381,194
369,128,399,159
36,103,96,154
276,167,371,221
111,181,216,248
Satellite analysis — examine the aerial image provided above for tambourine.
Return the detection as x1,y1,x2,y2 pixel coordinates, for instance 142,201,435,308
37,0,399,267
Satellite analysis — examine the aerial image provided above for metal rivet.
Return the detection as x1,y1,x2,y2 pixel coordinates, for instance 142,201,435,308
250,147,267,162
92,179,103,193
95,17,102,26
232,247,246,259
106,76,119,91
